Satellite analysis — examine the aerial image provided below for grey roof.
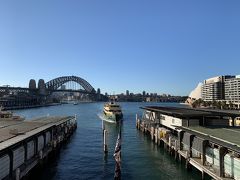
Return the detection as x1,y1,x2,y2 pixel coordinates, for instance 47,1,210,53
179,126,240,153
141,106,240,118
0,116,74,150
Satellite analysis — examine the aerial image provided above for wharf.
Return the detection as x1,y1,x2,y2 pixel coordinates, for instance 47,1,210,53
136,106,240,180
0,116,77,180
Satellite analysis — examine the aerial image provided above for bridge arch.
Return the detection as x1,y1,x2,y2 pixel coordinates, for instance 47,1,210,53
45,76,96,93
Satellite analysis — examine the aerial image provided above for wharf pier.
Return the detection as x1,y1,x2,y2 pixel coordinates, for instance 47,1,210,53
136,106,240,180
0,115,77,180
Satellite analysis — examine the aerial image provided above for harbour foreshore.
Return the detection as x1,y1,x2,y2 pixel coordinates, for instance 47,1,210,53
2,103,62,111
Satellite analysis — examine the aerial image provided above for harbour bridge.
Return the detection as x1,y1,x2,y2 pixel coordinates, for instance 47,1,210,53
0,76,97,95
0,76,105,109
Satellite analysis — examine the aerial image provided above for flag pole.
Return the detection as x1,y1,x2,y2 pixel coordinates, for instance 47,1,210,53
114,122,122,180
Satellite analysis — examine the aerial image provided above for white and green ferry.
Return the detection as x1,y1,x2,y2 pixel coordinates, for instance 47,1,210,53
103,102,123,122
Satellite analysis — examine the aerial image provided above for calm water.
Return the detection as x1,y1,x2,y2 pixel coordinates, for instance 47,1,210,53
14,102,201,180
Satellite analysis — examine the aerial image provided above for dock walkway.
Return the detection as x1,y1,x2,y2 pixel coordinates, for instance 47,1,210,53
0,116,77,180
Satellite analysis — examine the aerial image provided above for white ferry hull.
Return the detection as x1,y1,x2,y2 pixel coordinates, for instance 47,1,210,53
103,112,123,123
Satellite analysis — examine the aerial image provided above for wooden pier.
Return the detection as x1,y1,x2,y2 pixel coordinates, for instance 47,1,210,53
0,116,77,180
136,106,240,180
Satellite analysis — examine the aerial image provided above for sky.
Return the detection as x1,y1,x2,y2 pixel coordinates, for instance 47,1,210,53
0,0,240,96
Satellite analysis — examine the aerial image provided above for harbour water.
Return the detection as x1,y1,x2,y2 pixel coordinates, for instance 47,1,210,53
14,102,201,180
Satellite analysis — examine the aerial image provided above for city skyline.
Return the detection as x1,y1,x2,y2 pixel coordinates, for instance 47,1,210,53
0,0,240,96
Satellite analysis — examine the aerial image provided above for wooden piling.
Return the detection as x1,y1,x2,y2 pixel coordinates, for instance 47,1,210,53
174,140,178,160
179,153,182,163
16,168,20,180
201,170,205,180
103,130,108,153
151,126,154,141
169,136,172,152
155,128,158,144
141,122,145,133
185,151,191,170
136,114,138,128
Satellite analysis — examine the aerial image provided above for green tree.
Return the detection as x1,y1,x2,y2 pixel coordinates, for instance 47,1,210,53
220,101,227,109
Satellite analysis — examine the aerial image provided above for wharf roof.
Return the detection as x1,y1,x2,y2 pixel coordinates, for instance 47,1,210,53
179,126,240,153
0,116,74,151
141,106,240,118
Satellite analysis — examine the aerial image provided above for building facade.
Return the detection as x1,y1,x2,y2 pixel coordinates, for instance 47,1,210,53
201,76,224,101
225,75,240,108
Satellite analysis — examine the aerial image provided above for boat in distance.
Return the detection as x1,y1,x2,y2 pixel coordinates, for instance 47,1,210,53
103,102,123,123
0,107,24,121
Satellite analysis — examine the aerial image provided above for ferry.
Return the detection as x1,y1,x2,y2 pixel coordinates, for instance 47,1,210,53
0,108,24,121
103,102,123,123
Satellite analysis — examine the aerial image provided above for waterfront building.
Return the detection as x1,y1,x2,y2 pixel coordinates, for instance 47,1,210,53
0,115,77,180
137,106,240,180
225,75,240,108
194,75,235,102
201,76,224,101
126,90,129,96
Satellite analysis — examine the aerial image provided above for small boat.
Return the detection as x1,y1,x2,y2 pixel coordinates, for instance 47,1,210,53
73,102,78,105
103,101,123,123
0,107,24,121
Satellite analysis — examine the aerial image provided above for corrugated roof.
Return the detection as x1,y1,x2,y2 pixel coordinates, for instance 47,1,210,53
179,126,240,153
0,116,74,147
141,106,240,118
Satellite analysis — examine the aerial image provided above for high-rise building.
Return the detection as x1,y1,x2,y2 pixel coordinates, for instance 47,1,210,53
126,90,129,96
189,75,240,108
201,75,235,101
201,76,234,101
201,76,224,101
225,75,240,104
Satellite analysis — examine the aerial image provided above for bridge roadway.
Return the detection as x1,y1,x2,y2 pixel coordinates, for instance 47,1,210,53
0,75,97,95
0,86,96,94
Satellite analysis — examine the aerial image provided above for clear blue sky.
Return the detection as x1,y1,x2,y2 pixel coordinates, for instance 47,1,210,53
0,0,240,96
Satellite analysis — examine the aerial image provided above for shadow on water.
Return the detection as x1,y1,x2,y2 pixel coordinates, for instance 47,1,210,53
25,134,77,180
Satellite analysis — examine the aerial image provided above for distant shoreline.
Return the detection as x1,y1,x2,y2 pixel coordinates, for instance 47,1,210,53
2,103,62,110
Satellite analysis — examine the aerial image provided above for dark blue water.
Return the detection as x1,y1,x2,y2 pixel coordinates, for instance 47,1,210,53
14,102,201,180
